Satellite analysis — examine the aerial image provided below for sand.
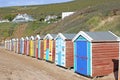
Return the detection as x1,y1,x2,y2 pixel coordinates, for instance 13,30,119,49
0,47,117,80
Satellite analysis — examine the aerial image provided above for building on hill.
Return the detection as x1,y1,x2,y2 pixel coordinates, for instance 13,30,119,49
0,19,9,23
12,13,35,23
44,15,58,23
62,12,75,19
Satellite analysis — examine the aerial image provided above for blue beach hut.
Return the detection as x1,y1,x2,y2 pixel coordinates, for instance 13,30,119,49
20,37,24,54
55,33,76,68
72,31,119,77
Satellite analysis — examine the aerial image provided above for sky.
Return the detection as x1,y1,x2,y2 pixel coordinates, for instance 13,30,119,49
0,0,73,7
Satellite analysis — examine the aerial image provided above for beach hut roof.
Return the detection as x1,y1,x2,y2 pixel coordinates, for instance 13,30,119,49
55,33,76,40
40,35,45,40
72,31,120,42
12,38,16,41
25,37,29,40
44,34,57,39
35,35,40,40
30,36,35,40
16,38,19,41
20,37,24,40
12,38,15,40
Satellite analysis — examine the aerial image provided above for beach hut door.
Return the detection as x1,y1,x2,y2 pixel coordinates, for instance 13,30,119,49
46,40,49,60
76,41,87,75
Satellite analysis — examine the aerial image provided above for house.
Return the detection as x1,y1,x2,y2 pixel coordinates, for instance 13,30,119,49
0,19,9,23
43,34,57,62
62,12,75,19
44,15,57,23
12,13,35,23
72,31,119,77
55,33,76,68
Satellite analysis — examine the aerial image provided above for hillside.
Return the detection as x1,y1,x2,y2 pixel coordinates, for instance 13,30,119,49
0,0,120,40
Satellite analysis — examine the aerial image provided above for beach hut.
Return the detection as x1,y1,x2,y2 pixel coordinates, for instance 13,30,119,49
7,40,10,51
43,34,57,62
6,40,9,50
7,40,9,50
24,37,29,56
11,38,15,51
72,31,119,77
55,33,76,68
14,39,17,53
30,36,35,57
4,40,7,49
35,35,41,59
9,40,12,51
20,37,24,54
14,39,17,52
40,35,45,59
118,37,120,80
4,40,6,49
11,39,13,51
34,35,44,59
7,40,10,50
16,38,20,53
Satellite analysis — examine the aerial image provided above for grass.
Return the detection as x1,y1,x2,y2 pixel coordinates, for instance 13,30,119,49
0,0,120,40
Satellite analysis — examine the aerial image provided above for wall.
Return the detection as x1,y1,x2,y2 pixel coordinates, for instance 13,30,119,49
92,42,119,77
66,40,74,68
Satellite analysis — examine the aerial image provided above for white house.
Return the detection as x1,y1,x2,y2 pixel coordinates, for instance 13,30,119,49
44,15,57,22
12,13,35,23
0,19,9,23
62,12,75,19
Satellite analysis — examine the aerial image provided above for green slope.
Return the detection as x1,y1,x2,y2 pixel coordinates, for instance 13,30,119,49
0,0,120,40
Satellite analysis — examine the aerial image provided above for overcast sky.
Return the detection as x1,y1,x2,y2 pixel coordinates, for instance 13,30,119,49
0,0,73,7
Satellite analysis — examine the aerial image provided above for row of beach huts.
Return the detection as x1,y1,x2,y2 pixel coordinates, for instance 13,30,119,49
4,31,120,78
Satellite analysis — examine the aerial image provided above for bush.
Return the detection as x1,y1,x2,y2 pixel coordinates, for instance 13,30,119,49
4,14,16,21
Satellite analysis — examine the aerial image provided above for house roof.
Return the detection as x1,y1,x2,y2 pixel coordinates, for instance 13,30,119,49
35,35,40,40
40,35,45,40
44,34,57,39
72,31,120,42
16,38,19,41
55,33,76,40
12,13,34,23
25,37,29,40
12,38,16,41
20,37,24,40
30,36,35,40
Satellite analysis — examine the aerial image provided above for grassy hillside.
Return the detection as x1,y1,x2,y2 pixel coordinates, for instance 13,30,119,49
0,0,119,19
0,0,120,40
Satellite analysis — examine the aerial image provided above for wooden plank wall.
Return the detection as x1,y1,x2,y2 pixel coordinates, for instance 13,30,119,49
52,40,55,62
18,40,20,53
26,40,29,56
92,42,119,77
118,42,120,80
40,40,44,59
66,40,74,68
